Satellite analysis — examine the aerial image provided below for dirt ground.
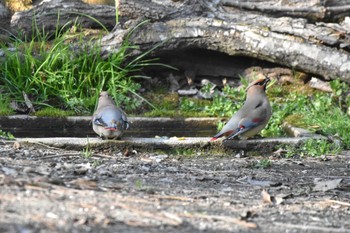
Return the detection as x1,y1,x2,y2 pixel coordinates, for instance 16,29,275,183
1,141,350,233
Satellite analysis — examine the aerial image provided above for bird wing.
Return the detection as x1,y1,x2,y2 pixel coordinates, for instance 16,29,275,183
92,111,108,127
225,116,265,140
93,107,118,128
93,106,129,131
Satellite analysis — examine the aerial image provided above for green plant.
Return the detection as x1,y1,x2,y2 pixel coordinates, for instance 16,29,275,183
0,94,14,116
277,138,342,158
205,85,245,117
252,159,271,169
301,139,342,157
0,17,168,115
180,98,210,115
330,79,350,111
92,159,101,168
82,138,92,159
135,179,143,190
0,129,15,140
174,148,196,157
115,0,120,25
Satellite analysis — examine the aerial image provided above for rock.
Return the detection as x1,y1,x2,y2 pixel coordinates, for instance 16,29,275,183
282,122,321,138
167,73,181,92
308,77,333,92
177,88,198,96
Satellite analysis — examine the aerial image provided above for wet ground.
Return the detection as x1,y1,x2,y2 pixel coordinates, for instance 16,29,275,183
1,140,350,233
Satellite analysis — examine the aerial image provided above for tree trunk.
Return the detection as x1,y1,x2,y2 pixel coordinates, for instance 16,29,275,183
10,0,350,83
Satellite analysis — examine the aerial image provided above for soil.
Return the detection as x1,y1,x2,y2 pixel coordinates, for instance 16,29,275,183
1,141,350,233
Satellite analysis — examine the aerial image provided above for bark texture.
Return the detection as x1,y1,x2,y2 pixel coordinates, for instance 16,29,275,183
9,0,350,83
11,0,116,38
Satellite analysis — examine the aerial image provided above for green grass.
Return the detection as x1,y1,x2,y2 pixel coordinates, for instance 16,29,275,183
0,19,163,115
251,159,272,169
1,13,349,156
0,94,14,116
152,77,350,155
82,138,93,159
281,138,342,158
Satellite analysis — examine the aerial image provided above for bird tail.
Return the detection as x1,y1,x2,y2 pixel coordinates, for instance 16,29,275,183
210,130,231,141
226,127,246,140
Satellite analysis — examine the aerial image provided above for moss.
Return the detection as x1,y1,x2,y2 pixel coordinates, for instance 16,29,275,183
34,108,75,117
143,93,212,117
284,114,309,129
144,109,179,117
146,93,180,110
0,108,14,116
144,109,210,117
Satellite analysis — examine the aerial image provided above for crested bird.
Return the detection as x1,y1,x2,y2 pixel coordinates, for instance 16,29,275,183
211,77,272,141
92,91,129,139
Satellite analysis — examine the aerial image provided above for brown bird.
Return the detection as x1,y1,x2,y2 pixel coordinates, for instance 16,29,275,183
211,77,272,140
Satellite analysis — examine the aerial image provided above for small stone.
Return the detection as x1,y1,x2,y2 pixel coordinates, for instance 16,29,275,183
308,77,332,92
23,150,30,157
177,88,198,96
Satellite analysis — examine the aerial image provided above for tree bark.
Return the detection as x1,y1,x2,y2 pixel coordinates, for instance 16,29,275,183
221,0,350,22
10,0,350,83
11,0,116,38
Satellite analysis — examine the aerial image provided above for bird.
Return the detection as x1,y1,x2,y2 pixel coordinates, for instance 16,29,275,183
211,77,272,141
92,91,129,139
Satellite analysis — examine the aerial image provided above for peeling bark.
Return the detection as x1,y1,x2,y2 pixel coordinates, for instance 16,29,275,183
9,0,350,83
221,0,350,22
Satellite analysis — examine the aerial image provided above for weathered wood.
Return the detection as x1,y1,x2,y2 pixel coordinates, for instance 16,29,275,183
11,0,116,38
221,0,350,22
9,0,350,83
101,1,350,83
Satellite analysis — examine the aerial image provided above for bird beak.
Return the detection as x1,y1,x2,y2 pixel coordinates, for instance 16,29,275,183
245,76,271,91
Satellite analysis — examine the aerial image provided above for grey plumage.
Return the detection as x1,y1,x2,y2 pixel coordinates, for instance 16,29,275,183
92,91,129,139
211,77,272,141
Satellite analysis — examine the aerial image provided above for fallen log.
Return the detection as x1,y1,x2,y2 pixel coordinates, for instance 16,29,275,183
9,0,350,83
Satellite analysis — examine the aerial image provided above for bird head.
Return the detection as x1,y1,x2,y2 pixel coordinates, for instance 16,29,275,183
99,91,109,98
246,76,270,92
97,91,116,107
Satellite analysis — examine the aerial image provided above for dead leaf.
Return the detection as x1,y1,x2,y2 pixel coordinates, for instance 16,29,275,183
66,178,98,190
261,190,285,205
313,178,342,192
273,148,287,156
13,142,21,150
23,91,35,113
262,189,273,204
